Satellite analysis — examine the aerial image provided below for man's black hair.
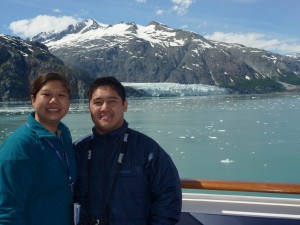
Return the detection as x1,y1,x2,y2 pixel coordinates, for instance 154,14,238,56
88,76,126,102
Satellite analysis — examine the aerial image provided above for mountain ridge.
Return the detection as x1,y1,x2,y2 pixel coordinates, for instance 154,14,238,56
1,19,300,101
31,19,300,93
0,34,93,101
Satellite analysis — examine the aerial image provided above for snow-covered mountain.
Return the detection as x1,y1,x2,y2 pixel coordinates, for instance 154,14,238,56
31,19,300,93
287,53,300,61
0,34,94,101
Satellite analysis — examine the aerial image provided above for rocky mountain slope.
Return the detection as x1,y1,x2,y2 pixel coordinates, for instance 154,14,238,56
32,19,300,93
1,19,300,101
0,34,93,101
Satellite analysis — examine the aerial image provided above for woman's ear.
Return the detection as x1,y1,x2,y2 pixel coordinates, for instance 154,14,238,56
31,95,36,106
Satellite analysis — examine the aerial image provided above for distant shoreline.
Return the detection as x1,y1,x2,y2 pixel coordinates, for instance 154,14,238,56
278,81,300,92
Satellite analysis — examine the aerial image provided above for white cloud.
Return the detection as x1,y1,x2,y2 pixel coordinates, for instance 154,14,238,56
135,0,146,2
181,25,188,30
155,9,165,15
157,0,194,16
53,9,61,13
171,0,193,15
205,32,300,54
9,15,80,38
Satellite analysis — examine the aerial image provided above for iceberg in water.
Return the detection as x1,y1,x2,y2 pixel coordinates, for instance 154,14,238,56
220,158,235,164
122,82,228,97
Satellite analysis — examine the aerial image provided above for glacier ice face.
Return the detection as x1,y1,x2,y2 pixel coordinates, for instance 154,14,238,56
123,82,228,97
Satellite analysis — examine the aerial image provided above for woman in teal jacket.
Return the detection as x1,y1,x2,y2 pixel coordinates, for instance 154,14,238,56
0,72,76,225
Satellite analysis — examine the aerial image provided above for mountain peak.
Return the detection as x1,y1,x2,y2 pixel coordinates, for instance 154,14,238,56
76,19,108,31
148,21,173,32
28,19,300,95
118,21,138,33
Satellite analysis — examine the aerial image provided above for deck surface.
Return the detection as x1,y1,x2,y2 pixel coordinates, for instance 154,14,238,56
177,193,300,225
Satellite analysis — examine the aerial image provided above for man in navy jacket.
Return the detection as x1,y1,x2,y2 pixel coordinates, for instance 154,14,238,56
74,76,182,225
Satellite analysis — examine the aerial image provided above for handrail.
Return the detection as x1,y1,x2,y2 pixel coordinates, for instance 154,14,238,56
180,178,300,195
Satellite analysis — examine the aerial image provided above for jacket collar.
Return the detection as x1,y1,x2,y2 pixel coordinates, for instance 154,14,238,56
27,112,69,138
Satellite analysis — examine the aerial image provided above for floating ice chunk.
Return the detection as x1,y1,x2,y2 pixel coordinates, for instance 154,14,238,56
209,136,217,139
221,158,234,163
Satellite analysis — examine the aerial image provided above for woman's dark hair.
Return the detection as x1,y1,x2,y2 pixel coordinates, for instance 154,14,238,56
31,72,71,99
88,76,126,103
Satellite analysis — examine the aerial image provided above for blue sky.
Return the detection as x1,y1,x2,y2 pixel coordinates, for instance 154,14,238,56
1,0,300,55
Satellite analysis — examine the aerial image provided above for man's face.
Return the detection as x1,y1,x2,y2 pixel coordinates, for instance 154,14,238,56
89,85,127,135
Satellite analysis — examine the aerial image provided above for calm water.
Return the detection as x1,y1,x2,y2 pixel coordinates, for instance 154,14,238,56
1,93,300,191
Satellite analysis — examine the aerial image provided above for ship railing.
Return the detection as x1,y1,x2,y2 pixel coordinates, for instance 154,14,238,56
180,178,300,195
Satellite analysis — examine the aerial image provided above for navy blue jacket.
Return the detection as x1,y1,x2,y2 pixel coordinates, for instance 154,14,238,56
74,121,182,225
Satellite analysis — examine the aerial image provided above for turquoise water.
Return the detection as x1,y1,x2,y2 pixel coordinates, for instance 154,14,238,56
1,93,300,189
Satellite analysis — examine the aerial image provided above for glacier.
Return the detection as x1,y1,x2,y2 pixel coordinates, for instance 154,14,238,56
122,82,228,97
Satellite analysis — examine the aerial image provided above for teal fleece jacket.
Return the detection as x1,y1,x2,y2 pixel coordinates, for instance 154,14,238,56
0,112,76,225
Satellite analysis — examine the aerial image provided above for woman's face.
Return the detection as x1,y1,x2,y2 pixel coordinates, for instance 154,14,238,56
31,80,70,133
